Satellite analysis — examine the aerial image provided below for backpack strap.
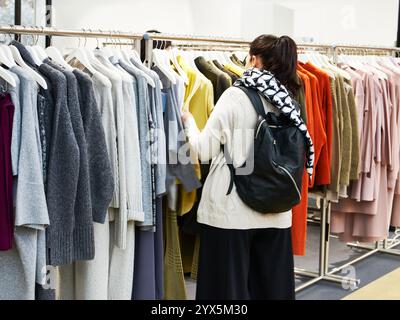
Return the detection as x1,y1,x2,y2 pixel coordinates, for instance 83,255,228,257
221,86,267,196
221,144,235,195
236,85,267,119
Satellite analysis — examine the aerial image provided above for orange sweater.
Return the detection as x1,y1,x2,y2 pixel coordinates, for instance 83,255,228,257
298,63,327,188
302,63,333,186
291,69,314,256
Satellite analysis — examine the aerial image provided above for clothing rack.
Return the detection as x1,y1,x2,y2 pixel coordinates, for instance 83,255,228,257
142,33,345,292
327,44,400,281
143,34,400,293
2,25,400,294
297,45,400,293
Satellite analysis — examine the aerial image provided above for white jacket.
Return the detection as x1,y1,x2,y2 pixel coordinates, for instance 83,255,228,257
185,86,292,230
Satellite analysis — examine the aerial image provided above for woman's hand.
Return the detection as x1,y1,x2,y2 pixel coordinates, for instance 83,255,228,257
181,111,194,124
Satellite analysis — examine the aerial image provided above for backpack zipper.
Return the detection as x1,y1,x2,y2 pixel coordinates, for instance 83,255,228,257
255,119,266,138
273,161,302,200
256,121,283,139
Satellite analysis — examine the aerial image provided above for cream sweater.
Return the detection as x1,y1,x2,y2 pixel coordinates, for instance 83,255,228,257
185,86,292,230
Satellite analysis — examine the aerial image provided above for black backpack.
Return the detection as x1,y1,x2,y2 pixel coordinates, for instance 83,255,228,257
222,86,306,213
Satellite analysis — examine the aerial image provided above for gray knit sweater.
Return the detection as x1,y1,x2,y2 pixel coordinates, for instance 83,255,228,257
45,60,94,263
38,63,80,266
73,69,114,224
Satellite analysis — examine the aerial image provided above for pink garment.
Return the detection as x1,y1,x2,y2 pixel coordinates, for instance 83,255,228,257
331,62,397,241
391,195,400,226
381,62,400,227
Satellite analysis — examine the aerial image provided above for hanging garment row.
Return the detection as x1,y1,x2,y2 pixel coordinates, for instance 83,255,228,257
331,52,400,242
1,29,400,300
150,44,334,299
153,45,400,299
0,33,249,300
0,38,174,300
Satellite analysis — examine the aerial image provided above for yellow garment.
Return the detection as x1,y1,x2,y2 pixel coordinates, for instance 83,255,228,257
177,55,214,215
177,55,214,129
224,63,245,77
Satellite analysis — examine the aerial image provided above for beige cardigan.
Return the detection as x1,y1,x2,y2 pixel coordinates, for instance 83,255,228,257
184,87,291,230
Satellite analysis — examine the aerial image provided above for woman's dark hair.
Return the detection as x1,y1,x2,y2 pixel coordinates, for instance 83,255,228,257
250,34,300,95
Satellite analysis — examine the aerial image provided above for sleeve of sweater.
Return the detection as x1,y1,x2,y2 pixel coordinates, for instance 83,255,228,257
92,77,119,209
185,87,239,162
123,83,144,222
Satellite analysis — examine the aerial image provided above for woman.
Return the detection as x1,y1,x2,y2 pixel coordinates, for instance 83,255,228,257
182,35,312,300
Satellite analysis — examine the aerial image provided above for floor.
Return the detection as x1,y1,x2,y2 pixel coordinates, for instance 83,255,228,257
185,224,400,300
343,267,400,300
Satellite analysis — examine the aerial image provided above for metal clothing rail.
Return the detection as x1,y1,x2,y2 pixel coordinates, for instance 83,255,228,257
334,44,400,51
143,33,249,66
144,32,338,48
0,25,144,40
333,45,400,62
144,32,252,45
0,25,144,53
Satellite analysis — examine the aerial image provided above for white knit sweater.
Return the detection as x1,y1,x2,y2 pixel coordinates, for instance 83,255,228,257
185,86,292,230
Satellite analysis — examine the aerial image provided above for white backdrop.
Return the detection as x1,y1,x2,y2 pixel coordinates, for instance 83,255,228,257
34,0,399,48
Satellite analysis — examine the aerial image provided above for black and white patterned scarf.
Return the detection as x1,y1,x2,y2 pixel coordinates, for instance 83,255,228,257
234,67,314,177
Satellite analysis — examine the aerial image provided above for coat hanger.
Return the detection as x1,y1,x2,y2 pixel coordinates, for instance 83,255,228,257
0,64,16,87
65,31,97,74
45,28,73,71
152,46,177,84
0,44,14,68
0,30,15,68
91,31,118,68
315,53,337,78
170,46,189,84
366,54,388,80
119,36,156,88
0,31,16,87
0,30,16,68
26,33,43,66
31,27,48,62
310,52,322,67
9,28,47,89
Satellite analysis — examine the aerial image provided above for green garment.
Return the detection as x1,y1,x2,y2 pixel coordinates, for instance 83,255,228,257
211,60,239,83
294,75,308,125
328,77,342,195
195,56,232,104
344,81,360,181
337,76,353,187
230,54,245,67
164,209,187,300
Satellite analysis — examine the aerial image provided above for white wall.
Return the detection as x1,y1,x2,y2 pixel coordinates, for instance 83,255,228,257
51,0,194,33
273,4,294,38
279,0,399,46
190,0,243,37
47,0,398,48
50,0,194,49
